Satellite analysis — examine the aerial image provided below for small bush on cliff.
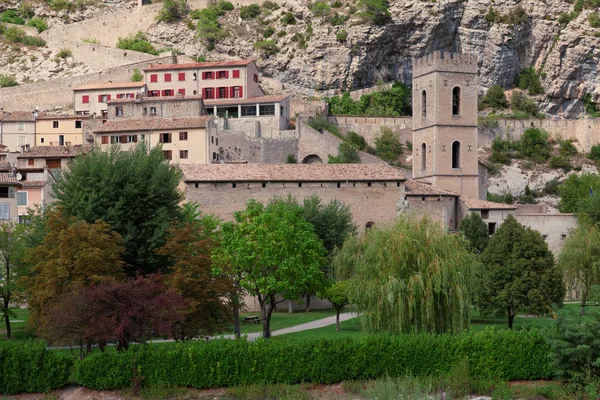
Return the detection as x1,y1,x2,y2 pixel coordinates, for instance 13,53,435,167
374,127,403,163
510,90,538,117
327,82,411,117
588,144,600,161
518,128,551,162
336,29,348,42
0,74,18,87
262,26,275,38
559,139,578,156
483,85,508,109
357,0,391,25
589,12,600,27
280,11,296,25
116,32,158,55
240,4,261,20
56,48,72,59
518,67,544,96
329,142,360,163
0,10,25,25
156,0,188,22
253,40,277,55
26,17,48,32
131,68,143,82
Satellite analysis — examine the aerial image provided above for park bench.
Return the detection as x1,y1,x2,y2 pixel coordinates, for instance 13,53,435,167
243,315,261,324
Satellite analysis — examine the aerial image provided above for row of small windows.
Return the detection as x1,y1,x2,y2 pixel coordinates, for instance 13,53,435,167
420,141,461,170
421,87,461,118
148,70,244,83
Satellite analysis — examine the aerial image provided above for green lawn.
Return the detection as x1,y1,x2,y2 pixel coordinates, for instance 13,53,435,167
222,309,338,335
0,308,36,341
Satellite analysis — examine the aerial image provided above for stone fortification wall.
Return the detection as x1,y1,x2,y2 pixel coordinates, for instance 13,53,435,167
3,22,39,36
328,116,412,145
218,118,296,139
217,130,298,164
0,56,188,112
348,83,393,100
56,40,157,71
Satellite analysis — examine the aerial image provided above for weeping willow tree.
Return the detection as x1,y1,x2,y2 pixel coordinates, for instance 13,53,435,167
334,216,477,334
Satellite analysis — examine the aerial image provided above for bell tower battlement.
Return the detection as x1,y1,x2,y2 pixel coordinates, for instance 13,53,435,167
411,51,481,200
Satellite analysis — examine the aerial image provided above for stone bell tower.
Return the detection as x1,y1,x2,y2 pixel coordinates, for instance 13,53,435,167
411,51,480,200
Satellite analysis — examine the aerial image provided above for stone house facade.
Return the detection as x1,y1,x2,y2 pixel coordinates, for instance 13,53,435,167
73,81,146,117
105,95,208,120
0,111,36,153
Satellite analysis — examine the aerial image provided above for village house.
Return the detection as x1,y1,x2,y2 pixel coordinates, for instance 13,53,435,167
93,116,219,164
73,81,146,117
104,95,208,120
35,114,88,147
0,111,36,153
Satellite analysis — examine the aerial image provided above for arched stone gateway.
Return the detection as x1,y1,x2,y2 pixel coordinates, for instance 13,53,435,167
301,154,323,164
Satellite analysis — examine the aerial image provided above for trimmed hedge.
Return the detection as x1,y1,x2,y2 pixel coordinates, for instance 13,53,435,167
0,341,73,394
77,328,552,390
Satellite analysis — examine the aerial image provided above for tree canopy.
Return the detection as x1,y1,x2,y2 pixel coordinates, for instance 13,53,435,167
476,215,564,328
558,173,600,214
213,199,326,338
334,216,477,334
327,82,411,117
52,143,183,275
459,212,490,254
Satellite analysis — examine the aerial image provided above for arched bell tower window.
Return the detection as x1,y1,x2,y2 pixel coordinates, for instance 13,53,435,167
452,87,461,116
421,143,427,171
452,141,461,168
421,90,427,118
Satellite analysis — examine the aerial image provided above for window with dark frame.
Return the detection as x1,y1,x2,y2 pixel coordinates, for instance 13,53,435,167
52,121,59,128
205,88,213,99
160,133,172,143
116,107,123,117
180,150,188,159
241,105,257,116
179,131,188,140
219,87,227,98
75,121,82,128
259,104,275,116
218,71,227,79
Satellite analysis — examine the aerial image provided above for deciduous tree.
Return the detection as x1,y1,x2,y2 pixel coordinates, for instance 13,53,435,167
51,143,183,275
213,200,327,338
334,216,476,334
0,222,28,339
459,212,490,254
322,281,349,331
476,215,564,328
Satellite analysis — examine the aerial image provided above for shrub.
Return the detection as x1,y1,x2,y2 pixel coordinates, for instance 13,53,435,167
328,141,360,163
518,67,544,96
558,11,578,25
483,85,508,108
262,26,275,38
75,329,553,390
327,82,411,117
589,144,600,161
510,90,538,117
286,154,297,163
307,116,341,137
0,74,18,87
156,0,187,22
345,131,367,151
116,31,158,55
0,341,73,394
26,17,48,32
589,12,600,27
484,6,498,23
21,35,46,46
56,48,72,59
330,12,348,25
281,11,296,25
549,155,572,172
0,10,25,25
240,4,261,19
253,40,277,55
498,6,528,25
374,127,402,163
217,0,234,11
489,150,511,165
310,1,331,18
262,1,279,10
559,139,578,156
3,26,25,42
336,29,348,42
583,93,600,118
518,128,551,161
18,2,35,19
543,178,560,195
48,0,75,12
357,0,390,25
131,68,143,82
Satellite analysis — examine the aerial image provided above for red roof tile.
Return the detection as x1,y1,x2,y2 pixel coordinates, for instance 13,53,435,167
73,82,146,91
143,60,254,72
17,145,92,159
204,95,289,106
0,173,19,184
405,179,457,196
0,111,36,122
180,163,406,182
20,180,47,187
94,117,212,133
460,196,517,210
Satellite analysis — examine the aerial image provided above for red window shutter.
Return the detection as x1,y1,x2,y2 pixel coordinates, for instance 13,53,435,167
102,136,108,144
225,71,229,78
178,72,185,81
162,90,166,96
179,89,186,95
107,95,111,101
202,72,206,80
233,70,240,78
224,87,229,98
98,95,102,102
202,88,207,98
239,86,243,98
150,74,158,83
164,73,171,82
230,87,234,98
82,95,89,103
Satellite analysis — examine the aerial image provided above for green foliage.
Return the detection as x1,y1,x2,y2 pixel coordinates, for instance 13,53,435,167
323,281,349,309
335,216,477,334
543,178,560,196
373,127,402,163
487,192,514,204
327,82,412,117
213,200,326,338
328,142,360,164
2,26,46,46
559,139,578,156
20,35,46,46
590,144,600,161
0,341,73,394
510,90,538,117
193,3,229,48
483,85,508,109
217,0,234,11
280,11,296,25
0,10,25,25
310,1,331,18
345,131,367,151
489,137,518,165
285,154,297,163
484,6,498,23
476,215,564,328
356,0,390,25
0,74,18,87
254,39,277,55
558,11,579,25
558,173,600,213
56,48,72,59
116,31,158,55
156,0,187,22
262,25,274,38
518,128,551,161
498,6,529,25
52,143,183,275
549,155,572,172
131,68,143,82
518,67,544,96
18,2,34,19
75,329,553,390
589,13,600,27
307,115,340,137
240,4,261,19
330,13,348,25
548,306,600,383
262,1,279,10
583,93,600,118
459,212,490,254
25,17,47,32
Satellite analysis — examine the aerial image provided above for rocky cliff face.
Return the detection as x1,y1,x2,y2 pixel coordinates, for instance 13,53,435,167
147,0,599,117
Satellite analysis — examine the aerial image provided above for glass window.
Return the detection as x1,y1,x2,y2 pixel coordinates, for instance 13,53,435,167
180,150,188,159
116,107,123,117
52,121,59,128
241,106,257,116
219,87,227,98
75,121,82,128
179,132,188,140
233,87,240,98
17,122,24,131
17,192,27,206
259,104,275,116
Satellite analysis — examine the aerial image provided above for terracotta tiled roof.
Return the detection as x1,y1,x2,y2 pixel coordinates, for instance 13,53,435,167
143,60,254,72
204,95,289,106
94,117,212,133
405,179,458,196
20,180,47,188
17,145,92,159
36,114,89,120
0,162,11,172
0,111,36,122
73,82,146,91
460,196,517,210
0,173,19,184
107,95,205,104
180,163,406,182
